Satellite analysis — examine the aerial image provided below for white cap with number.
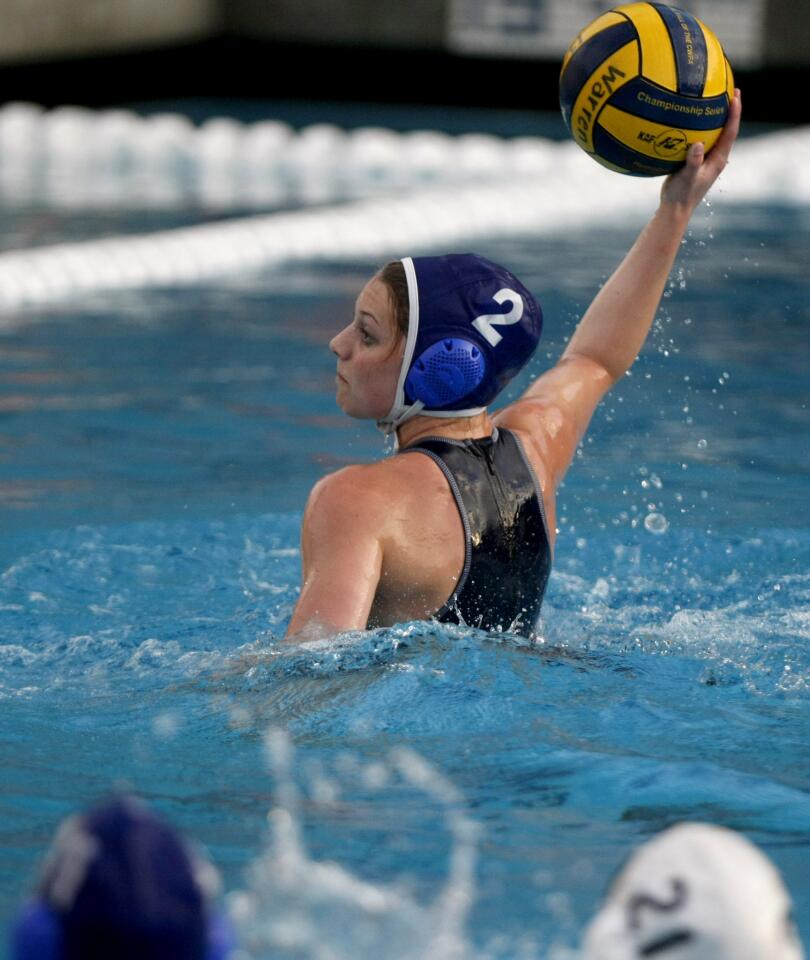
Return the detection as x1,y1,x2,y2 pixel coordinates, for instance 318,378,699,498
581,823,804,960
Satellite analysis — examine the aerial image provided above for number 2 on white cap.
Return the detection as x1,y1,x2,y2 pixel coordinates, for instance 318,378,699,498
472,288,524,347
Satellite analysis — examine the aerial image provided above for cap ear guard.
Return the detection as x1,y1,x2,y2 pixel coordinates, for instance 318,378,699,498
404,337,487,408
9,900,236,960
206,911,237,960
9,901,62,960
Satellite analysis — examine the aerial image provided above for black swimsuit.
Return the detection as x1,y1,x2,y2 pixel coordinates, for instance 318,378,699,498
400,427,551,636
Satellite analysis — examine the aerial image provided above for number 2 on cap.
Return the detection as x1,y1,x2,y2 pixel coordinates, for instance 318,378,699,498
472,289,524,347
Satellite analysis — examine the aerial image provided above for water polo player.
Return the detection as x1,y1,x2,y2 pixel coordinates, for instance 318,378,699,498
285,91,741,641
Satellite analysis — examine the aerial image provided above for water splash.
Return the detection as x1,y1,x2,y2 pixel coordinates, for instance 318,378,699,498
229,730,478,960
643,512,669,535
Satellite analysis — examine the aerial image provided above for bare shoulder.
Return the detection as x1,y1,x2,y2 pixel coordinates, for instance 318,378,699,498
317,455,425,493
304,457,424,531
306,462,389,523
499,354,612,426
494,394,567,446
492,401,560,496
493,354,613,490
309,462,382,498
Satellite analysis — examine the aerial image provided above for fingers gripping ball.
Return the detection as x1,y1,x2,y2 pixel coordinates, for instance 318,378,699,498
559,2,734,177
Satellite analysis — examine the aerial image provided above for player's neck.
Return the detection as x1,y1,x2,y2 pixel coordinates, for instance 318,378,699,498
396,411,494,448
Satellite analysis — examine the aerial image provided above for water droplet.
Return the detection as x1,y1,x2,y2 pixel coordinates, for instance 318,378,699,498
152,712,180,739
697,438,707,449
644,512,669,535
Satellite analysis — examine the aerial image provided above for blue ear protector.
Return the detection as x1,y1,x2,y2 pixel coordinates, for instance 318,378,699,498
404,337,488,408
9,902,60,960
10,900,236,960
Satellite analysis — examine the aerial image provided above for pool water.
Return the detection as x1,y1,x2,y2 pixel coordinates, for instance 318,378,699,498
0,107,809,959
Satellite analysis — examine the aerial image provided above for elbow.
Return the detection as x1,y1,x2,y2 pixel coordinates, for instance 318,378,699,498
563,350,622,389
603,362,627,387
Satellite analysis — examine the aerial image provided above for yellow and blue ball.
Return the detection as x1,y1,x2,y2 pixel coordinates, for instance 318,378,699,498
559,2,734,177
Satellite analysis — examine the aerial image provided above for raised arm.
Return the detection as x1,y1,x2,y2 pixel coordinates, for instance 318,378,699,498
562,89,741,381
498,90,741,489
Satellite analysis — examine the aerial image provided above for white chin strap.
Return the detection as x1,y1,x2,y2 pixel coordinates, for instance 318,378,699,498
375,256,485,439
376,257,422,437
376,400,488,437
376,399,424,436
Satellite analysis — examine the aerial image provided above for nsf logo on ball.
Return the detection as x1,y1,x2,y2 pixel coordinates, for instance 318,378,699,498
653,128,688,157
559,2,734,177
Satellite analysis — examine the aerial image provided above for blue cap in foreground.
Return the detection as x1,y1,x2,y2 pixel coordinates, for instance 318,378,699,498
10,796,235,960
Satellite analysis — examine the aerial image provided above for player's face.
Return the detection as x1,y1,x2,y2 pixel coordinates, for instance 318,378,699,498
330,277,404,420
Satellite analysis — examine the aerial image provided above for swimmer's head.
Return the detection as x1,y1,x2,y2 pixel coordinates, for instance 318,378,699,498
581,822,803,960
374,253,542,433
9,795,235,960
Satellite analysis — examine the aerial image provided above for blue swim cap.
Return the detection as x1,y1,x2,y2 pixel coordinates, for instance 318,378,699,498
9,796,235,960
379,253,542,432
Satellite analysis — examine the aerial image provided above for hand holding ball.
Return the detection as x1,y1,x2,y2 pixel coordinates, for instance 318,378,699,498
559,2,734,176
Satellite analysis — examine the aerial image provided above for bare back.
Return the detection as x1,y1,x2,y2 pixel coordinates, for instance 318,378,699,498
365,423,557,628
362,451,465,627
286,364,606,639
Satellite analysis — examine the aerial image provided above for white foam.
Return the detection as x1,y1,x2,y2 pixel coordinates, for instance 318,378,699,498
231,730,478,960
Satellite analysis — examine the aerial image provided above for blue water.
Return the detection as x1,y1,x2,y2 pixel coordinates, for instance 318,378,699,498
1,125,809,957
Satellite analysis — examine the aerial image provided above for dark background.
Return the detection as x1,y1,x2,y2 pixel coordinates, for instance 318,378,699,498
1,36,807,124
